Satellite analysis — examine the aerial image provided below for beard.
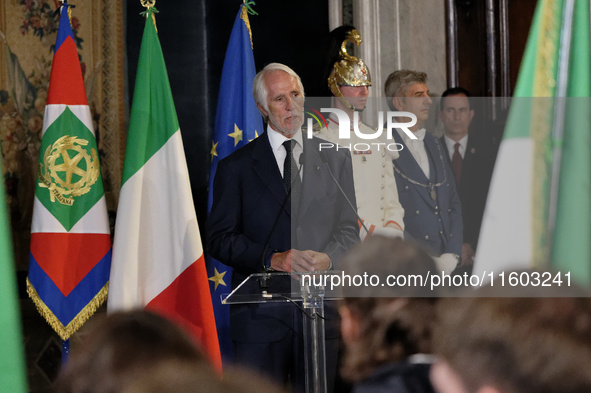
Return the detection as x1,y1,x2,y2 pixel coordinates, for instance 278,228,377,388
268,110,304,136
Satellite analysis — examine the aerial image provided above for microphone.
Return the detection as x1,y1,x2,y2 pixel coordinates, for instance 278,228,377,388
259,151,306,273
318,150,371,236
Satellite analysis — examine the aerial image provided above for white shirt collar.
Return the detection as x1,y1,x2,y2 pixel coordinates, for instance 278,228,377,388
397,127,427,143
267,125,304,177
444,134,468,158
396,128,430,178
414,128,427,141
267,125,303,152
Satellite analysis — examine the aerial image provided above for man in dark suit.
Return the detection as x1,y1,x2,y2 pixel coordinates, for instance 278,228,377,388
439,87,495,269
207,63,358,391
384,70,462,273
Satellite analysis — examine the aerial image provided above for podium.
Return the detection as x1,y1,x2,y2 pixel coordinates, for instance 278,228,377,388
222,271,341,393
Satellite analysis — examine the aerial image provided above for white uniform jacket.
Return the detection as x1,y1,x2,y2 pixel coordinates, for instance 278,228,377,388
315,116,405,238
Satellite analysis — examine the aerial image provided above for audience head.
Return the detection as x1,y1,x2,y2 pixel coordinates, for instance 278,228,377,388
122,363,288,393
431,282,591,393
55,310,209,393
339,236,438,382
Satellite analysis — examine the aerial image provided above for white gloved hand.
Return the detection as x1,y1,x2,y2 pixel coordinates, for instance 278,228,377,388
433,253,459,274
370,226,404,239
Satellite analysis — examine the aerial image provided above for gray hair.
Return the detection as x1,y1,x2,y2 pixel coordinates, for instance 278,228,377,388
252,63,305,115
384,70,428,110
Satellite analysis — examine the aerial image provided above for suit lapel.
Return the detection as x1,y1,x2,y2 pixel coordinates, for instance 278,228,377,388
439,135,452,165
251,132,288,211
424,133,446,185
462,138,478,171
298,137,324,217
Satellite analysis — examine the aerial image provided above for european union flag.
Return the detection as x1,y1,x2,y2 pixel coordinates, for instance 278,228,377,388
207,4,263,364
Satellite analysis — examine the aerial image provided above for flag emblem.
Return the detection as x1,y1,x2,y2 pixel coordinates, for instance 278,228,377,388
38,134,99,206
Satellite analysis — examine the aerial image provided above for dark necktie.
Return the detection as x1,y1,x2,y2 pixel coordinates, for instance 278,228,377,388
283,139,302,212
452,142,462,185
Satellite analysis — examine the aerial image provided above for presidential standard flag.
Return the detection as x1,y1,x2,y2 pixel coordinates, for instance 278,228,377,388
27,3,112,340
207,3,263,362
1,157,27,392
474,0,591,285
107,8,221,369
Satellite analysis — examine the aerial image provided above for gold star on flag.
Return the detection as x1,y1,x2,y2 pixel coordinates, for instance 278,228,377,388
249,130,259,142
228,124,243,147
208,267,227,291
211,141,218,162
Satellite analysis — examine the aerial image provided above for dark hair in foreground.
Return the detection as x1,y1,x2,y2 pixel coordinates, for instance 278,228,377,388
54,310,209,393
56,310,288,393
339,236,438,382
434,283,591,393
122,363,288,393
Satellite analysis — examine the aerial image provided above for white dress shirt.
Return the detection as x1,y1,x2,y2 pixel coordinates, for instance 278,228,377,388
443,134,468,160
267,125,303,179
397,128,430,179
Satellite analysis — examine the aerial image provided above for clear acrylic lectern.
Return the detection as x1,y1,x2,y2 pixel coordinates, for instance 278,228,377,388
222,271,341,393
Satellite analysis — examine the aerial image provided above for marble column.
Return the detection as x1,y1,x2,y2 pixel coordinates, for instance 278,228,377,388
343,0,447,129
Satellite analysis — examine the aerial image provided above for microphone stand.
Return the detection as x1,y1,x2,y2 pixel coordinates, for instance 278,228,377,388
318,151,371,236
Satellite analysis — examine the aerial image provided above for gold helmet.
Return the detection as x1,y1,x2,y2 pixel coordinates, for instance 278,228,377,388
328,29,371,110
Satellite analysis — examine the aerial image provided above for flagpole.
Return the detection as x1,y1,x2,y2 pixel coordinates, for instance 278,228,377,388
62,340,70,364
62,0,71,364
546,0,575,261
61,0,71,364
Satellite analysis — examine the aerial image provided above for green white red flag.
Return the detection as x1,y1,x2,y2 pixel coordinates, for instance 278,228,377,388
474,0,591,286
107,9,221,369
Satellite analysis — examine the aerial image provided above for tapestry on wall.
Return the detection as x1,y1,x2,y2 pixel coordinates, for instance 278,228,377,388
0,0,125,269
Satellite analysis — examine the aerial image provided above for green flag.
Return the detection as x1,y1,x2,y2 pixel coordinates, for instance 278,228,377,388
0,157,28,392
550,0,591,284
475,0,591,286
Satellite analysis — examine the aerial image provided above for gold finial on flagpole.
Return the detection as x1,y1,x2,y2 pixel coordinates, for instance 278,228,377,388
140,0,158,32
55,1,75,24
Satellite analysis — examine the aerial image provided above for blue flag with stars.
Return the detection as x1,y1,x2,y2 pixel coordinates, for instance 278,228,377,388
207,4,263,364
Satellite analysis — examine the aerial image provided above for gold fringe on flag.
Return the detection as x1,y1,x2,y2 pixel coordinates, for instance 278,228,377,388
26,278,109,340
241,5,254,50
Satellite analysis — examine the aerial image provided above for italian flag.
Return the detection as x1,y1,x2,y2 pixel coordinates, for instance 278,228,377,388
27,4,111,340
107,11,221,368
474,0,591,285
